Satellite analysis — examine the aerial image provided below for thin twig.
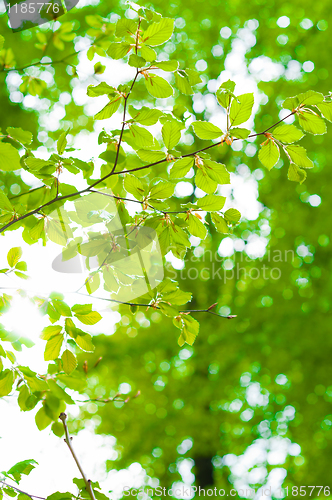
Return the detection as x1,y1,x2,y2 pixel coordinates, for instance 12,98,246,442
0,481,45,500
73,292,236,318
59,413,96,500
0,51,80,73
0,82,298,235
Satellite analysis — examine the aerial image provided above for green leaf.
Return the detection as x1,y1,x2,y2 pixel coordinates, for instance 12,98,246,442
86,273,100,295
0,34,4,50
52,423,65,438
297,90,324,106
41,325,62,340
283,90,324,110
224,208,241,223
140,45,157,61
18,385,32,411
178,315,200,346
0,142,21,171
128,54,146,67
124,174,145,199
35,406,52,431
15,261,27,271
258,140,280,170
24,374,48,393
288,164,307,184
154,60,179,71
203,160,230,184
25,157,54,170
71,304,92,314
137,150,166,163
185,68,202,86
87,82,115,97
7,247,22,267
162,120,182,150
0,369,14,397
195,168,217,194
8,460,37,481
197,194,226,211
286,145,314,169
188,213,207,239
29,219,45,240
129,106,162,125
57,130,69,155
48,379,74,404
129,124,155,148
272,124,304,143
95,98,121,120
170,157,193,178
57,374,86,392
61,350,77,375
175,72,193,95
192,121,222,140
75,334,95,352
52,300,72,317
143,18,174,46
107,42,132,59
145,75,174,99
159,302,179,317
74,311,102,325
216,80,236,108
44,335,63,361
211,213,229,233
298,112,327,135
317,101,332,122
230,93,254,126
162,289,192,305
14,271,28,280
0,189,14,212
149,180,174,200
47,220,71,246
6,127,33,145
230,128,250,139
46,492,73,500
116,18,137,38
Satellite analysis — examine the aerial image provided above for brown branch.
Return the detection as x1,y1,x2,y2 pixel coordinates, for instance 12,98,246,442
0,51,80,74
0,105,297,235
59,413,96,500
77,390,141,405
73,292,236,318
0,481,45,500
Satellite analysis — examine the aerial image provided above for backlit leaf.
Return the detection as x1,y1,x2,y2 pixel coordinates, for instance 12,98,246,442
143,18,174,46
272,124,304,143
145,75,174,98
0,142,21,171
44,335,63,361
258,140,280,170
298,112,327,135
192,121,222,140
230,93,254,126
162,120,182,150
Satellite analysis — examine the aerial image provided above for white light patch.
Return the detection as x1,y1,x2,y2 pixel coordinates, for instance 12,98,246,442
308,194,321,207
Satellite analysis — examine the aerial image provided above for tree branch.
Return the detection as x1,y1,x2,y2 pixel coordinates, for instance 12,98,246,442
0,104,297,235
0,481,45,500
59,413,96,500
0,51,80,74
73,292,236,319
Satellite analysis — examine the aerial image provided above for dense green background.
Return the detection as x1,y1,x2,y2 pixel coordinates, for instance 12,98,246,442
1,0,331,496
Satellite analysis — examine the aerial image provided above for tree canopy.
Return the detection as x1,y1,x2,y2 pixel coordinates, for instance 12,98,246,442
0,0,332,499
